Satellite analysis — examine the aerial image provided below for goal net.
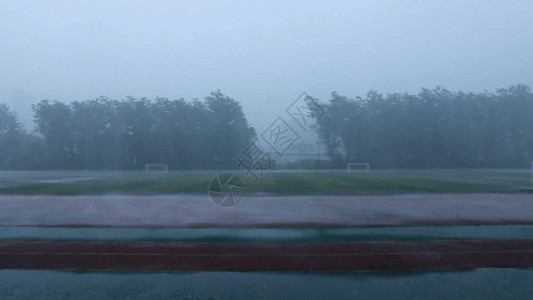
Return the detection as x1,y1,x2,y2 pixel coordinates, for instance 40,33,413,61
145,163,168,173
347,163,370,172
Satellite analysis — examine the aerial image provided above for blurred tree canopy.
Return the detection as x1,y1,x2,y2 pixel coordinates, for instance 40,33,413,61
313,84,533,168
0,91,255,170
1,86,532,170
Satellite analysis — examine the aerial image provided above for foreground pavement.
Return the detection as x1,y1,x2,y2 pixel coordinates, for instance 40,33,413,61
2,269,533,299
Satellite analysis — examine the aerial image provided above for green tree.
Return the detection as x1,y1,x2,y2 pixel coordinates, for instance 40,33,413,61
204,90,256,168
33,100,75,168
0,103,24,168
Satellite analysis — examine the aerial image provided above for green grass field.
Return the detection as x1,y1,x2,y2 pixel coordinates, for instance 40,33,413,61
0,169,531,195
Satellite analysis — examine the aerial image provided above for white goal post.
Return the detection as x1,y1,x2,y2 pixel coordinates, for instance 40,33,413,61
145,163,168,173
347,163,370,172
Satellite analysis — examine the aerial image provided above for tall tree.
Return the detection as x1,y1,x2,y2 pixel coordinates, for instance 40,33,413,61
0,103,24,168
33,101,75,168
204,90,256,168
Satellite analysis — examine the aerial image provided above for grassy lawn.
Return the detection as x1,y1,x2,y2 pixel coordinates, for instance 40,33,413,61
0,169,531,195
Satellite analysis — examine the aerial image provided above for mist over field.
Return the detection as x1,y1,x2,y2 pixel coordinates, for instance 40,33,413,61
2,3,533,296
0,1,532,176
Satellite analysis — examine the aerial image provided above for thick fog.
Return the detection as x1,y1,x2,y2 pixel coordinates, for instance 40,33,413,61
1,0,533,131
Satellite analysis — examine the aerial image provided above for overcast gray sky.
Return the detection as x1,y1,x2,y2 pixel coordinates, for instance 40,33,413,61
1,0,532,130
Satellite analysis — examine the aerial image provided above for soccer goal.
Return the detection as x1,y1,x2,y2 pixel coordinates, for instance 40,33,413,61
145,163,168,173
347,163,370,172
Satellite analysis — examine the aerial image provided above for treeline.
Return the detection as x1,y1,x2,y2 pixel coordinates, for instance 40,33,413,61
2,85,533,170
0,91,255,169
313,84,533,168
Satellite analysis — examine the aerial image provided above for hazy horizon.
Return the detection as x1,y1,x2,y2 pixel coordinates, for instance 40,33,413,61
2,0,533,131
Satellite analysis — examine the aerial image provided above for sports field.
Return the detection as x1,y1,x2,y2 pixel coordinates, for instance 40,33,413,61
1,169,533,288
0,169,531,195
